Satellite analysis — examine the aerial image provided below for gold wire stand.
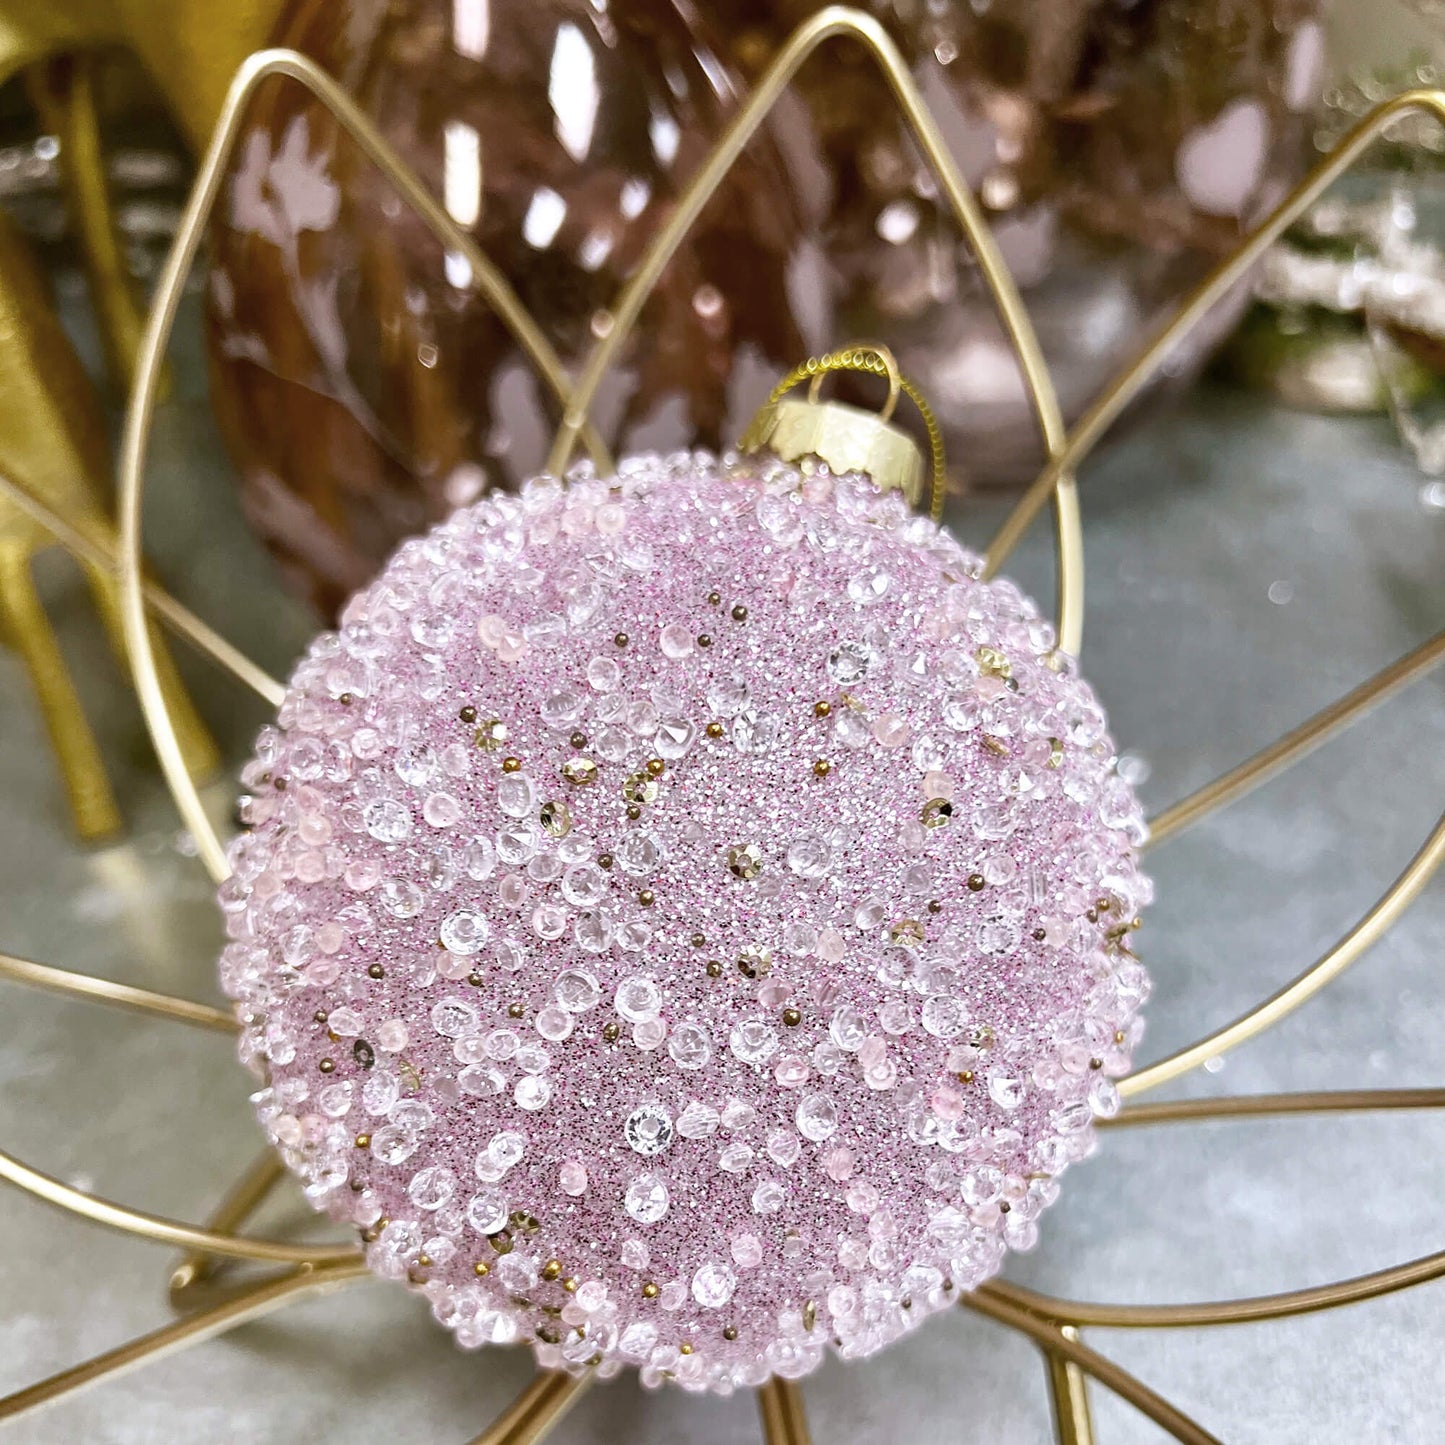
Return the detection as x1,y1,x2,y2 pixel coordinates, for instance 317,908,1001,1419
1,8,1443,1443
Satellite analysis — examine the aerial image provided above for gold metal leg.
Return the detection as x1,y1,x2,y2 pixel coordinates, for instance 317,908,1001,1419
0,1259,367,1427
0,541,121,840
757,1377,811,1445
169,1151,286,1310
464,1372,593,1445
1043,1330,1095,1445
28,54,151,394
82,554,220,782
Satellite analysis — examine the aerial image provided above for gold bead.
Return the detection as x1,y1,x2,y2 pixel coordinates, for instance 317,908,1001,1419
705,721,724,738
645,757,666,777
722,1324,738,1341
956,1070,974,1084
318,1058,335,1073
313,1009,329,1024
502,756,522,773
354,1134,371,1149
697,634,713,648
706,590,722,605
569,730,588,749
638,890,655,907
459,705,478,723
367,963,385,979
679,1341,694,1355
613,632,629,648
542,1259,563,1280
473,1261,490,1276
508,1002,525,1019
705,959,724,978
642,1281,659,1299
813,700,831,717
597,852,614,869
730,604,748,622
603,1021,621,1042
967,873,986,892
782,1007,802,1027
812,759,831,777
690,933,707,948
563,1277,580,1292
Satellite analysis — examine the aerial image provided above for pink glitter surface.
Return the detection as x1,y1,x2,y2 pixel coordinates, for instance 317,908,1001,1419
219,451,1151,1393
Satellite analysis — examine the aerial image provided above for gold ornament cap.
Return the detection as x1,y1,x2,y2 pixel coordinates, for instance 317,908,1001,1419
737,344,944,520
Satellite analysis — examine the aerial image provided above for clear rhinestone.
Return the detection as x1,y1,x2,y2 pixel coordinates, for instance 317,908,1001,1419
625,1104,674,1156
624,1172,669,1223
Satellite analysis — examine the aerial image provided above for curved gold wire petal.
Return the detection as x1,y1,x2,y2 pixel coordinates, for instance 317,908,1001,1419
1146,630,1445,849
1121,810,1445,1097
169,1151,286,1308
0,466,283,707
0,950,237,1034
116,48,614,883
983,1244,1445,1330
758,1378,811,1445
1105,1088,1445,1128
0,1259,368,1426
985,87,1445,573
0,1146,360,1266
464,1371,593,1445
961,1291,1221,1445
542,3,1085,657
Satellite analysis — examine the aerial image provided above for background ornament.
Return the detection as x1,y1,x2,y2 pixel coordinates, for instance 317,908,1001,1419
206,0,807,617
729,0,1327,484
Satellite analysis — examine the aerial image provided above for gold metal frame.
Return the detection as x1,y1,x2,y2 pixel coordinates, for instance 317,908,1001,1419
1,8,1442,1443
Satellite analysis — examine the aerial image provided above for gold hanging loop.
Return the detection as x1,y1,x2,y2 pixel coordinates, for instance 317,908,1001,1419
751,344,948,523
796,343,902,418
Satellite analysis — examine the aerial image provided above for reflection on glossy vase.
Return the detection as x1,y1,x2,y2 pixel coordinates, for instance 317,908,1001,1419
733,0,1326,482
206,0,806,616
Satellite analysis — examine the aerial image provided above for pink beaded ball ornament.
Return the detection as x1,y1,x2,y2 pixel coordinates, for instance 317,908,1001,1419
220,374,1151,1394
